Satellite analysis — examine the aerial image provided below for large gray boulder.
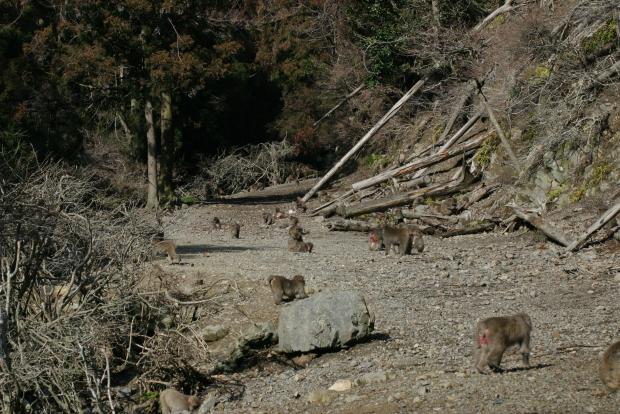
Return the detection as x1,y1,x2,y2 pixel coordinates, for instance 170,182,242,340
278,290,374,353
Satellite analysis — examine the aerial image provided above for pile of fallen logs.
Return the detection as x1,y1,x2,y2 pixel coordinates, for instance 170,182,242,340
301,73,620,250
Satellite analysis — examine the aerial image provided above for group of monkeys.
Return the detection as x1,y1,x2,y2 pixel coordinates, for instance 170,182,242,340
155,204,620,413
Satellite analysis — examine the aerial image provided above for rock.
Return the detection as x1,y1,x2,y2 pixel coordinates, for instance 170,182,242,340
277,290,374,353
329,379,352,392
305,390,338,404
355,370,388,386
614,273,620,283
202,325,229,342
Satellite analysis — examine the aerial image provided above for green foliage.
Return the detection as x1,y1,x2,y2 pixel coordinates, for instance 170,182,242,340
180,194,199,205
473,134,499,168
570,162,612,202
362,153,387,169
581,20,617,55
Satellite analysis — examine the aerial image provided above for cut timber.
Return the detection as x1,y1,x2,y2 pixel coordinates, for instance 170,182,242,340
437,221,496,238
482,100,519,166
509,205,571,246
301,78,427,203
437,81,476,144
324,218,376,232
395,175,432,191
311,189,355,215
313,84,365,127
405,110,483,164
457,183,500,210
401,210,460,225
567,201,620,251
339,178,465,218
227,178,318,200
352,131,492,191
472,0,514,33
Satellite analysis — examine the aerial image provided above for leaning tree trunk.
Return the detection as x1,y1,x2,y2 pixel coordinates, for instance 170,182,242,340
145,100,159,209
159,91,174,203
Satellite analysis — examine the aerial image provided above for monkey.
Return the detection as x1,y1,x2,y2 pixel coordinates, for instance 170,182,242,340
267,275,308,305
294,197,307,213
289,215,299,227
411,230,424,253
230,222,242,239
274,207,287,219
599,340,620,391
151,239,180,263
474,313,532,373
159,388,201,414
262,211,275,225
288,239,313,253
381,226,424,256
289,225,304,241
212,216,222,230
368,229,384,251
434,197,457,216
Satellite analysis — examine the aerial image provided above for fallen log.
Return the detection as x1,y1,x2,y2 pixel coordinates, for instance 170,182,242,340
472,0,515,33
405,110,483,164
437,221,496,238
338,178,466,218
324,218,377,232
436,81,476,144
302,78,427,202
313,84,365,127
567,201,620,251
352,131,492,191
227,178,318,200
457,183,500,210
394,175,432,191
401,210,460,225
509,205,571,246
482,100,519,166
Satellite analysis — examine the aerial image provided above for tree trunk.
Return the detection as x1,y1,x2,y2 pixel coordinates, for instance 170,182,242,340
145,100,159,209
159,91,174,203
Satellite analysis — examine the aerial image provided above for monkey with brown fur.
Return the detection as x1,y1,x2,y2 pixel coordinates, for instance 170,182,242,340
212,216,222,230
262,211,275,225
474,313,532,373
381,226,424,256
151,239,181,263
159,388,201,414
229,222,242,238
274,207,287,219
267,275,308,305
600,340,620,391
288,239,313,253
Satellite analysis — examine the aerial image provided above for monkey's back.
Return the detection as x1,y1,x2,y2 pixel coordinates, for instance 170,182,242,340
478,314,531,345
600,340,620,390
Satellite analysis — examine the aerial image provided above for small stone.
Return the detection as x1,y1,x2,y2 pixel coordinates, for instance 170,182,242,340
292,354,317,368
587,290,594,295
585,406,595,413
417,386,429,396
344,395,362,403
614,273,620,283
329,379,352,392
306,390,338,405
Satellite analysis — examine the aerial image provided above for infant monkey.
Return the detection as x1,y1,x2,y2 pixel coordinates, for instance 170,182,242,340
600,340,620,391
159,388,201,414
474,313,532,373
151,239,180,263
262,211,275,225
268,275,308,305
212,216,222,230
288,239,313,253
230,222,242,238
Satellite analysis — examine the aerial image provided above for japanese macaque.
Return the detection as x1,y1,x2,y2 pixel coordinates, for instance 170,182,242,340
275,207,287,219
288,239,313,253
381,226,424,256
159,388,201,414
267,275,308,305
435,197,457,216
474,313,532,373
294,197,307,213
230,222,242,239
262,211,275,225
151,239,180,263
600,340,620,391
368,229,384,251
212,216,222,230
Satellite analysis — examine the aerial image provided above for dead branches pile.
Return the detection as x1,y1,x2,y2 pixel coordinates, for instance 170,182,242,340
0,152,161,413
197,141,300,196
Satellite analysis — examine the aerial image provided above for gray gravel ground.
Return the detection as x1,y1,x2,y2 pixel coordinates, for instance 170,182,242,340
160,201,620,414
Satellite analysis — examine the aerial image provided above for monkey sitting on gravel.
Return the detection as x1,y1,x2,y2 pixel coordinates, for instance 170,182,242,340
267,275,308,305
